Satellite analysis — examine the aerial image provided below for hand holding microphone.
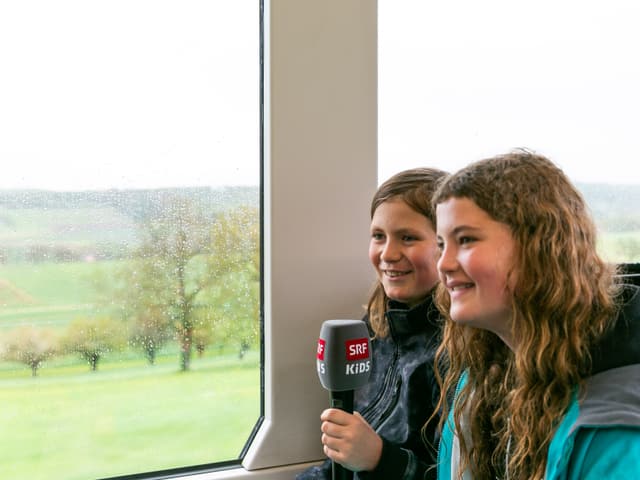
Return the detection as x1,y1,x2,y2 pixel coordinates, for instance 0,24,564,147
316,320,373,480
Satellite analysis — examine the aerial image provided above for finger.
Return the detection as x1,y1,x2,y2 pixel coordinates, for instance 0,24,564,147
323,441,348,465
353,411,371,426
321,432,339,450
321,420,344,438
322,431,348,460
323,443,339,462
321,408,351,425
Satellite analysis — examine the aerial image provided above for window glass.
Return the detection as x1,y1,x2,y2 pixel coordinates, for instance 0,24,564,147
379,0,640,263
0,2,260,479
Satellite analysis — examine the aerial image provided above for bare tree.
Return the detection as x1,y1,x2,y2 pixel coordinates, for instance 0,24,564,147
2,326,58,376
62,317,126,371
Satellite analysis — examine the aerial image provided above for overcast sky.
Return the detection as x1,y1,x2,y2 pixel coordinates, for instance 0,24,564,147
0,1,259,191
379,0,640,185
0,1,638,191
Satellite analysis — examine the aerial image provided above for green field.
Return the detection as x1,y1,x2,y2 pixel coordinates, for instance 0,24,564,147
0,260,116,316
0,259,261,479
0,351,260,480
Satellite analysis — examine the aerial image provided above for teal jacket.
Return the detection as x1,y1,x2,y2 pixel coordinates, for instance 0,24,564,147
438,285,640,479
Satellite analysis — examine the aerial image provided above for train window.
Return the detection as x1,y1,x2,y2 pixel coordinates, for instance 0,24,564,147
379,0,640,264
0,2,260,479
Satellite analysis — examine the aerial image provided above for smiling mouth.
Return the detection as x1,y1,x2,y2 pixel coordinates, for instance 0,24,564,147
450,283,473,291
384,270,410,278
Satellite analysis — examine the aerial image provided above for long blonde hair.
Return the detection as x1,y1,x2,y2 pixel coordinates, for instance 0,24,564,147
367,167,448,337
432,151,620,479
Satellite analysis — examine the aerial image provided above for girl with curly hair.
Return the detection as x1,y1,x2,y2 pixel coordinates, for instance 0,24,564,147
432,151,640,479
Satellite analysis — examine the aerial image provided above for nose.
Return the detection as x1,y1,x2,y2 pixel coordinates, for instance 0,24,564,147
437,242,457,274
380,239,401,263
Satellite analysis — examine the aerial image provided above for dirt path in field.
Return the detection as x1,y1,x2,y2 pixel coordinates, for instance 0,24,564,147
0,278,37,304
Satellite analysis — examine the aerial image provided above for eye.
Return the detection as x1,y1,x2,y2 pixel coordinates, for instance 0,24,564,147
371,232,385,241
458,235,475,245
436,239,444,251
402,234,417,242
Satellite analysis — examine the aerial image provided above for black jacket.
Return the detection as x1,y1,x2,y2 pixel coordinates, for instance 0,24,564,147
591,283,640,374
296,296,442,480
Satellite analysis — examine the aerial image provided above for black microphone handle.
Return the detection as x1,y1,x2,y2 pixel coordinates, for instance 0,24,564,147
330,389,354,413
329,390,354,480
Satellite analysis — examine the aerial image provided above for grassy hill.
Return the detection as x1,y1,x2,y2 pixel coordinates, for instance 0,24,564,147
0,260,120,330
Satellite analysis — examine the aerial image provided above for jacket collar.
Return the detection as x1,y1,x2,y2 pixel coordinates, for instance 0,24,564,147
384,295,440,338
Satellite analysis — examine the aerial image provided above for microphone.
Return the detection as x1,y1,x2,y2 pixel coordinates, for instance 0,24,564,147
316,319,372,480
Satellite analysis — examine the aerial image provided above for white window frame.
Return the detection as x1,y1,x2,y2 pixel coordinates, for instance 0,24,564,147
182,1,378,478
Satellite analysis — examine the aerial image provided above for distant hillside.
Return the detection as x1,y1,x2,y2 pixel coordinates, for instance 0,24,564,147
0,186,258,263
576,183,640,231
0,186,258,221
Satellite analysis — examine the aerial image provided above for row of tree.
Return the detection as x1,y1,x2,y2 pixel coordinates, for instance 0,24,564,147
0,308,252,376
2,319,122,376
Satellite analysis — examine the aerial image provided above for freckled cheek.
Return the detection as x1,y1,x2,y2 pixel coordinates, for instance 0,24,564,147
473,267,511,305
413,251,440,289
424,251,440,275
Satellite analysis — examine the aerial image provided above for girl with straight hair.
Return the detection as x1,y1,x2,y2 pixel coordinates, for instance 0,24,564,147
299,167,448,479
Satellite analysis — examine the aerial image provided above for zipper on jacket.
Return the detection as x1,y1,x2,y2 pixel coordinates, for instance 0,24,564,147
360,347,399,427
369,375,402,430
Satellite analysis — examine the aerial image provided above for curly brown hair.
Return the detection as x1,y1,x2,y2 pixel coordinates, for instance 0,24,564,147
366,167,448,337
431,150,621,479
